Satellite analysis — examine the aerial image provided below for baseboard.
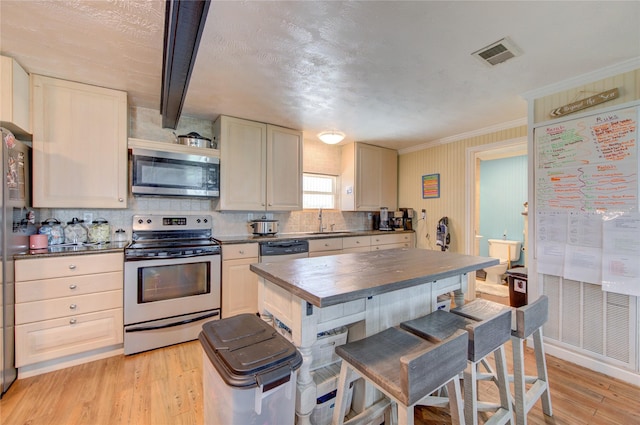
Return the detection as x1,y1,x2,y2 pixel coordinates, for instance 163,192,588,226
545,341,640,387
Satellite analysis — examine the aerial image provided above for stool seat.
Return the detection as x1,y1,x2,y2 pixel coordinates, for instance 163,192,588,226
332,326,468,425
335,327,468,406
401,300,513,425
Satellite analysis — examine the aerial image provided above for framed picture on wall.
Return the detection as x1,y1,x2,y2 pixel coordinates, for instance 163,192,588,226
422,173,440,199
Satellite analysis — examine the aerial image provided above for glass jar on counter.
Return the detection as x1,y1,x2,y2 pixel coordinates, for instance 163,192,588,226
88,218,110,244
38,218,65,245
64,217,88,244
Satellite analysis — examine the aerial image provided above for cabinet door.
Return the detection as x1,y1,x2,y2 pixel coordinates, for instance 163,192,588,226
266,125,303,210
353,143,398,211
31,75,127,208
15,308,123,367
380,146,398,210
356,144,382,211
221,257,259,318
218,116,266,210
0,56,31,136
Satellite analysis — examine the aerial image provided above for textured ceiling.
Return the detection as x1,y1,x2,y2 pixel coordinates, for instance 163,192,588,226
1,1,640,151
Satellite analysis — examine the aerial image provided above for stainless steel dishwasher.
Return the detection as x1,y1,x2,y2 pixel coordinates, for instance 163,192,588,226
259,240,309,263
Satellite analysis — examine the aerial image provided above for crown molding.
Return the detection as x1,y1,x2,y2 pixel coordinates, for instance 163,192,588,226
522,57,640,101
398,117,527,155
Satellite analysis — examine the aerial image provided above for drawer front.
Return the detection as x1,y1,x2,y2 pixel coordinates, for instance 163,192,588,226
372,242,410,250
15,308,123,367
15,290,123,324
309,250,342,258
342,236,371,249
222,243,259,260
309,238,343,252
16,271,122,303
371,233,413,246
15,252,123,281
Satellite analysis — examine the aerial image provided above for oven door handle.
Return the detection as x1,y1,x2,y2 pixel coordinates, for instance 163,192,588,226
125,311,220,333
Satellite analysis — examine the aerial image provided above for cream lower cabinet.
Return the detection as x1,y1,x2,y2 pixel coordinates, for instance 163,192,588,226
342,235,371,253
31,75,127,208
372,233,413,250
14,253,123,373
215,115,302,211
308,238,343,257
221,244,259,318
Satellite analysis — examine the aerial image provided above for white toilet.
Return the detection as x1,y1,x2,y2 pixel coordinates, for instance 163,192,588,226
484,239,522,284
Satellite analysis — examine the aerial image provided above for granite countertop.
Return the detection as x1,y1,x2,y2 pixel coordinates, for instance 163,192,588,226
14,241,128,259
214,229,414,244
250,248,498,308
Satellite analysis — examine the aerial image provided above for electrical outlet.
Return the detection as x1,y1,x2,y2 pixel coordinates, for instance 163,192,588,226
421,209,426,220
83,212,93,224
367,212,372,219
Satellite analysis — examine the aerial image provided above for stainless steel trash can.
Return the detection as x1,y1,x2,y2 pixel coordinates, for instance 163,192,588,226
199,313,302,425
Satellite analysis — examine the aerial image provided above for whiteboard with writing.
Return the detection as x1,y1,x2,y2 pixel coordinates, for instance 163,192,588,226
535,106,638,212
534,105,640,295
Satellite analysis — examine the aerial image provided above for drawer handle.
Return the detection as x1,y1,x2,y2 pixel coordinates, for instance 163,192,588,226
70,304,77,310
118,197,124,202
324,243,329,246
69,318,77,325
68,264,76,270
239,250,245,254
356,241,360,244
69,284,77,290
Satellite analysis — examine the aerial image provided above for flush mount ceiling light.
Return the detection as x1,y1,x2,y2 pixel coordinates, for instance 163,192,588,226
318,131,345,145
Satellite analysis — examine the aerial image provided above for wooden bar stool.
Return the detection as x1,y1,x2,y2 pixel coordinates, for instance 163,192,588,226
510,295,552,425
402,301,513,425
331,326,468,425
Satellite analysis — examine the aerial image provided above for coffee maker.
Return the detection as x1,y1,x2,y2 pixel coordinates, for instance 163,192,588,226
379,207,393,231
399,208,414,230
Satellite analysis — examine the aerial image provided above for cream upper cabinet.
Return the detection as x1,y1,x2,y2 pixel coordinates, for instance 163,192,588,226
31,75,127,208
266,124,303,210
215,115,302,211
341,142,398,211
0,56,31,136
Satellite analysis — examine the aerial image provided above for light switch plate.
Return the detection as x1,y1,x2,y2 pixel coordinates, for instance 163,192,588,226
83,212,93,224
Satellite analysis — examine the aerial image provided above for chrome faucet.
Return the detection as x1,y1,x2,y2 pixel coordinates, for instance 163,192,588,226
318,208,325,233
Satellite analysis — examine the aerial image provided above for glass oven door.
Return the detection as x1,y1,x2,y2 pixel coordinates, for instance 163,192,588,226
124,254,221,326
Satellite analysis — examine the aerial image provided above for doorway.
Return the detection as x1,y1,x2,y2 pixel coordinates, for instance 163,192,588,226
465,136,528,298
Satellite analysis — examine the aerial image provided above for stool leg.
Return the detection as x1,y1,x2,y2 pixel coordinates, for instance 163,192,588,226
533,329,552,417
445,376,465,425
493,345,513,422
333,361,355,425
511,335,527,425
463,362,478,425
397,404,414,425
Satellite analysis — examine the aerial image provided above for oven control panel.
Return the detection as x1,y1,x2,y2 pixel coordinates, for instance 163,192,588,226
133,214,212,232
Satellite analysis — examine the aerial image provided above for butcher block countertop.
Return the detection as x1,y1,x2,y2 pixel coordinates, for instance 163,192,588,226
250,247,498,308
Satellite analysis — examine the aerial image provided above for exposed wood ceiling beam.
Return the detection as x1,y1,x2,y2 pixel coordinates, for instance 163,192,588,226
161,0,210,129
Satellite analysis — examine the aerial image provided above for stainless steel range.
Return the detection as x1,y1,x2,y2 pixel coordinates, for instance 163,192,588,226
124,214,221,355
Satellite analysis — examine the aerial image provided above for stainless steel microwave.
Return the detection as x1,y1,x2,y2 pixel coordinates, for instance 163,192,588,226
131,148,219,198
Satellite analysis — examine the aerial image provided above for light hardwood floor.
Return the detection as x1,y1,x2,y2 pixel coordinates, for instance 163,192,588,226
1,338,639,425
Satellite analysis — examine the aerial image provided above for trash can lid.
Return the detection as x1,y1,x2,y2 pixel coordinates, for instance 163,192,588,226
200,314,302,388
506,267,528,277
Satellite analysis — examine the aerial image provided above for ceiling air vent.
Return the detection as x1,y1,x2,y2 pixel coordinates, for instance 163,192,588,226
472,37,522,66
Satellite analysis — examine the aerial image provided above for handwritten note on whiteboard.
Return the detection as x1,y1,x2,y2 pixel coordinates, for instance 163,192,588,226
535,107,638,212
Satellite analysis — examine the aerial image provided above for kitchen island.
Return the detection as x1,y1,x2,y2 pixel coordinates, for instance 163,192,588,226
250,247,497,425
